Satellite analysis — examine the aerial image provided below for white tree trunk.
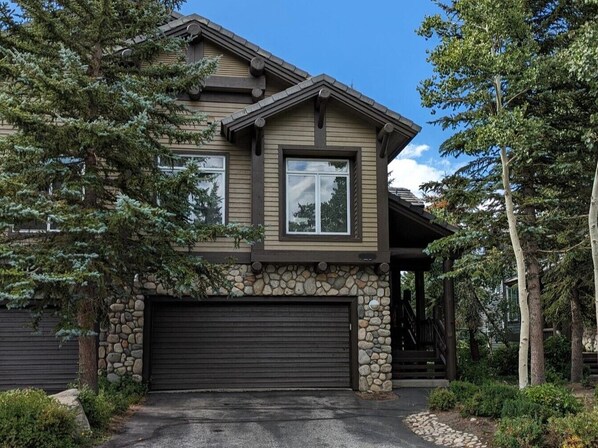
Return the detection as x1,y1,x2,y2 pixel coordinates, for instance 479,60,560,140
500,147,530,389
589,160,598,368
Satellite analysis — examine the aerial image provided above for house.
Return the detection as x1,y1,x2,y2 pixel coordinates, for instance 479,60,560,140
0,13,458,393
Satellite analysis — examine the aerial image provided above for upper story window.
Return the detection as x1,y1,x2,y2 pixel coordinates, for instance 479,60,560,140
158,154,226,225
505,284,520,323
286,158,350,235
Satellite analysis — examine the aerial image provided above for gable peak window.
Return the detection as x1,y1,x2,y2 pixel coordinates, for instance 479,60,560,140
286,158,350,235
158,154,226,225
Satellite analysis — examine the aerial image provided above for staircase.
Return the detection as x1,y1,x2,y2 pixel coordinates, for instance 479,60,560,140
584,352,598,376
392,299,448,386
392,350,447,380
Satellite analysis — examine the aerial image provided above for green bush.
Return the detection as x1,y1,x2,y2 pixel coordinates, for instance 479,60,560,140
0,389,83,448
448,381,480,403
494,416,544,448
78,387,115,431
458,359,493,384
79,375,146,431
97,376,146,414
489,345,519,377
544,335,571,381
549,408,598,448
460,382,518,418
501,397,555,422
428,388,457,411
522,383,582,417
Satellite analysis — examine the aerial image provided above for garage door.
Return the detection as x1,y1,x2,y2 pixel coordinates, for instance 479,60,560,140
149,301,353,391
0,309,79,392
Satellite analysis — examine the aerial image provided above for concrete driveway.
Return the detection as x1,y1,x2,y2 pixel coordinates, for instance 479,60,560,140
102,389,435,448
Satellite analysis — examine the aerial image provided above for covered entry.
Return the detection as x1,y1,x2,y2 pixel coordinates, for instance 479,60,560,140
0,309,79,392
388,189,458,384
146,298,357,391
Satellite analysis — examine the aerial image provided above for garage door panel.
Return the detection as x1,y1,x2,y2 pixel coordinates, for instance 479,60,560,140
150,301,353,391
0,309,78,392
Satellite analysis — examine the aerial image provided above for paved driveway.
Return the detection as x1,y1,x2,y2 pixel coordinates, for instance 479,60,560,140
102,389,435,448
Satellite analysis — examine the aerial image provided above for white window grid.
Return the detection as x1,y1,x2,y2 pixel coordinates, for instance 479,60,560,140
286,158,351,236
158,154,226,225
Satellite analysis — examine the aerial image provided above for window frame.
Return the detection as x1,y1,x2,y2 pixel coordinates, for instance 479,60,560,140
505,284,521,324
279,146,362,242
157,152,229,225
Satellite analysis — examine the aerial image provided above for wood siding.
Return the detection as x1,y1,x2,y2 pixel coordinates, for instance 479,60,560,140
175,100,252,253
0,120,14,138
262,102,379,252
154,50,185,66
204,42,249,78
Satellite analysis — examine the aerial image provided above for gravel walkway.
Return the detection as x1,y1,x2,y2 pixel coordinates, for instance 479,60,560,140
404,412,488,448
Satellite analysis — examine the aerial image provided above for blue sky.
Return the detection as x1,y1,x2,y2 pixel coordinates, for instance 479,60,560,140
180,0,461,194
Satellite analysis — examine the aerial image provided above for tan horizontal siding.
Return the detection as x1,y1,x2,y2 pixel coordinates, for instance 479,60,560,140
154,50,185,65
264,77,289,98
263,102,379,252
204,42,248,78
0,121,15,136
159,98,254,253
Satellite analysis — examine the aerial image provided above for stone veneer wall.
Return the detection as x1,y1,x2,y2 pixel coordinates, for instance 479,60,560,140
99,264,392,392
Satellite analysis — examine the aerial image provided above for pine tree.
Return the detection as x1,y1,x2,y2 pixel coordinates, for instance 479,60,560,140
0,1,260,389
421,0,598,386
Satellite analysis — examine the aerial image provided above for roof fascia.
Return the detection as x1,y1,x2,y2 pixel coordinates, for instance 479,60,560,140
156,16,309,86
388,195,457,236
221,79,419,146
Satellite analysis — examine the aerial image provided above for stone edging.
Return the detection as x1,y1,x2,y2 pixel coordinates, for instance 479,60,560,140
404,412,487,448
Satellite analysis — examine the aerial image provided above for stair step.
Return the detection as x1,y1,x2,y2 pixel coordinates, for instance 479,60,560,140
393,351,439,359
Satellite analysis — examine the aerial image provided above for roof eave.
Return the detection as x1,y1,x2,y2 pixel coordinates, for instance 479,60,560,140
221,76,420,148
153,15,309,86
388,194,458,236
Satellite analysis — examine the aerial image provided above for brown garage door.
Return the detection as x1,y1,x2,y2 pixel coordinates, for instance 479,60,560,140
0,309,79,392
149,301,353,391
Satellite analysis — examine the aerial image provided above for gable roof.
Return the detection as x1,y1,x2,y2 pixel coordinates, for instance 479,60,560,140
221,74,421,158
388,192,458,237
153,14,309,85
389,187,425,208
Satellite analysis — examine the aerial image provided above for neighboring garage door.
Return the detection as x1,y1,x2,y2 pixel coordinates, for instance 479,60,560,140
0,309,79,392
149,301,353,391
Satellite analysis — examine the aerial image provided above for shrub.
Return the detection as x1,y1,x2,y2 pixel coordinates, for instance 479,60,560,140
501,397,555,422
428,388,456,411
545,366,567,386
458,359,493,384
494,416,544,448
544,335,571,381
78,387,115,431
549,409,598,448
460,382,518,418
489,344,519,377
448,381,479,403
522,383,582,417
0,389,82,448
79,375,146,431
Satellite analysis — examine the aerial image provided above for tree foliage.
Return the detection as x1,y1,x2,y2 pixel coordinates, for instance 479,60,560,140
0,1,261,338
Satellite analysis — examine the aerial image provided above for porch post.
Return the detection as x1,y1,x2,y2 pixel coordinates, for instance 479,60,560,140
415,270,426,349
443,258,457,381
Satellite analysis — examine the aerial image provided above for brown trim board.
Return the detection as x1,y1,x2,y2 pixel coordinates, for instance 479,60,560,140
252,250,390,264
377,135,390,254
